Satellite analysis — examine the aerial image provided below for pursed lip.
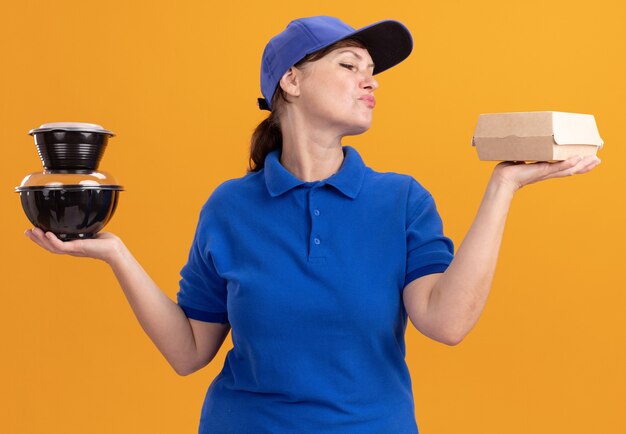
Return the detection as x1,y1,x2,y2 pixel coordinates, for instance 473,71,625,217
358,95,376,108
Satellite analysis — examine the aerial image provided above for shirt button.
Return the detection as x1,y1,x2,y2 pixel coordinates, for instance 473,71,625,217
314,238,321,245
313,209,320,216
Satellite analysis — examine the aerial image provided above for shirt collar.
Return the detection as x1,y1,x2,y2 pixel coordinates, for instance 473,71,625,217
264,145,366,199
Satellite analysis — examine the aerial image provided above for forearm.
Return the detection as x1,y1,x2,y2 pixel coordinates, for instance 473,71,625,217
107,242,200,375
427,176,516,343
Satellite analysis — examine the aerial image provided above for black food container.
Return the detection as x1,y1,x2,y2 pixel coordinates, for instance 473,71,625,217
16,123,123,241
29,122,115,170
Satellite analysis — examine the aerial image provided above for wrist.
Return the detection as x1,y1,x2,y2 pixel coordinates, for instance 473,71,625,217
485,174,517,203
104,237,129,267
488,171,519,197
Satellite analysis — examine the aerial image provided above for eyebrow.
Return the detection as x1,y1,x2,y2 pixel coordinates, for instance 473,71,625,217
337,50,375,69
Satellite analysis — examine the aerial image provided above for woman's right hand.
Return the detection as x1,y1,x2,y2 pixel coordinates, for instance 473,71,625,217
24,227,123,264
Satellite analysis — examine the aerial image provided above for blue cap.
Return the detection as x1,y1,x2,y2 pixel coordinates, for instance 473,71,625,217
258,16,413,111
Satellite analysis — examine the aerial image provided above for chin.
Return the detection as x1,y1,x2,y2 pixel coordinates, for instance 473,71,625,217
345,123,371,136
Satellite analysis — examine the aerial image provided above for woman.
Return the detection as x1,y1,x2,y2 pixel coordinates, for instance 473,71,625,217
25,15,600,434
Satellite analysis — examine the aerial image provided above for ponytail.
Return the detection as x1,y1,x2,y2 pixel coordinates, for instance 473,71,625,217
248,105,282,172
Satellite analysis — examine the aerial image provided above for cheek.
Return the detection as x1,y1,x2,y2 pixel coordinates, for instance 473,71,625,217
322,84,356,110
303,86,347,113
299,76,358,116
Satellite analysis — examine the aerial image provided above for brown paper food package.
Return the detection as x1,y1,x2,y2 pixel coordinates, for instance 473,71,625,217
472,111,603,162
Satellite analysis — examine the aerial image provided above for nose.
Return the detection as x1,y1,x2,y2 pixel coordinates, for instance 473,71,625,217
360,73,378,92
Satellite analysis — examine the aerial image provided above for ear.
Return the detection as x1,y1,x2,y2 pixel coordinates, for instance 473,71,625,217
278,67,301,98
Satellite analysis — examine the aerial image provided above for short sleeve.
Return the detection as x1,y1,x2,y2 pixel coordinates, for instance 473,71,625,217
404,181,455,288
176,206,229,324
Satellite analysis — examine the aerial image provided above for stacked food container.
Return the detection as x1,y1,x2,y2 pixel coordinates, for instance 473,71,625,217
15,122,123,241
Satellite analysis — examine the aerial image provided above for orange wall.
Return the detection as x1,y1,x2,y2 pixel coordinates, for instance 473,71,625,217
1,1,624,433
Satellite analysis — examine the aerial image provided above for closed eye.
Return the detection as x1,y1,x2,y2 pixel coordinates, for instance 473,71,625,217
339,63,355,70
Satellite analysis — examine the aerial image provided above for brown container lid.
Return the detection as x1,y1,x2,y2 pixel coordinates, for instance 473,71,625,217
15,169,123,191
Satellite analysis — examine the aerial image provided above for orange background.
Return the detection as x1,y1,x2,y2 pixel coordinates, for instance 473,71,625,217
1,1,624,433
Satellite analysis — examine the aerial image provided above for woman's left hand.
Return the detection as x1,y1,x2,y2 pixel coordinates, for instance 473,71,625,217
491,154,601,193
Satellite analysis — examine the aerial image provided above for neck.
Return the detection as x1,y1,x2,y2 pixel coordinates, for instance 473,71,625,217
279,111,345,182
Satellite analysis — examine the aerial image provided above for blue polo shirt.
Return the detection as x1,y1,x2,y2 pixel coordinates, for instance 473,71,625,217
177,145,454,434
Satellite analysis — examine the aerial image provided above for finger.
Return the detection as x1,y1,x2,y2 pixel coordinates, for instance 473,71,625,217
26,228,81,255
24,229,41,246
542,155,585,178
43,231,86,256
26,227,58,252
555,155,584,171
573,156,601,174
567,155,598,174
515,160,568,183
39,230,68,254
542,155,599,180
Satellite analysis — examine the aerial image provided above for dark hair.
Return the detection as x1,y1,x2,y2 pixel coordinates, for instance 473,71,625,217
247,38,367,172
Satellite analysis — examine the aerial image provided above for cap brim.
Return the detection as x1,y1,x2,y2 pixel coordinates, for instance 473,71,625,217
346,20,413,75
